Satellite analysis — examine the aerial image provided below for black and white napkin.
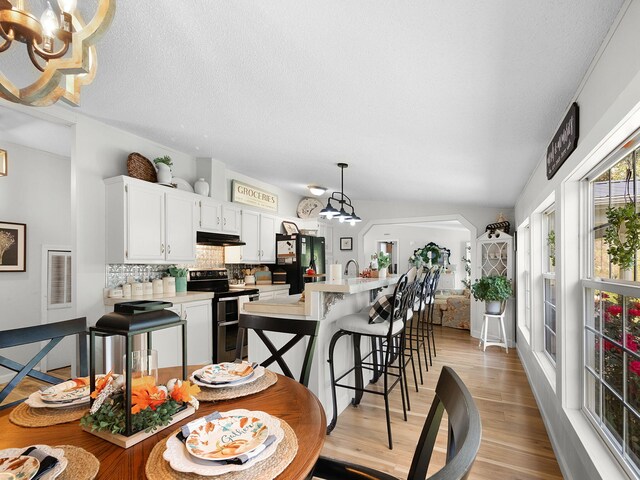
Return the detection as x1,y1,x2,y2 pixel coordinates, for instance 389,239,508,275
22,446,59,480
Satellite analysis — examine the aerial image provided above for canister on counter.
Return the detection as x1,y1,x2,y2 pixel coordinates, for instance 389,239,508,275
132,283,144,297
163,276,176,296
152,278,164,295
123,283,132,298
143,282,153,295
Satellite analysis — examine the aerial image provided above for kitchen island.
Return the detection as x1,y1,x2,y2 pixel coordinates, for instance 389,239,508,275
241,275,400,423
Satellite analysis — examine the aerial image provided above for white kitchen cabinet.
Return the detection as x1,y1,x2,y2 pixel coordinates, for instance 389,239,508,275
199,199,241,235
274,290,289,299
183,300,213,365
144,300,212,368
259,291,275,301
105,176,196,264
240,211,276,263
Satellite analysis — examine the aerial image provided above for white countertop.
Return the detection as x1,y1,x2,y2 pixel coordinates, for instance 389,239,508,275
303,275,400,294
104,291,215,306
243,294,306,316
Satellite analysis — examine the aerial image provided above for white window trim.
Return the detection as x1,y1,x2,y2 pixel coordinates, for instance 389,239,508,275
516,219,532,344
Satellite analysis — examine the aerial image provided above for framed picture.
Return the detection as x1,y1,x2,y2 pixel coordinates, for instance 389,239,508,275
340,237,353,251
282,221,300,235
0,222,26,272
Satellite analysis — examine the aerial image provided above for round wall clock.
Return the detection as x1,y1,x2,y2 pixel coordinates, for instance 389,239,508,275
297,197,324,218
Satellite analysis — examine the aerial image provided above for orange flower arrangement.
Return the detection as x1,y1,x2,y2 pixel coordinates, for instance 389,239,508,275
130,376,167,414
170,380,200,403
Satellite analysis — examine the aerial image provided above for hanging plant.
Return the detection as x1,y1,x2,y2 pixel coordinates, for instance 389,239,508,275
547,230,556,267
604,203,640,270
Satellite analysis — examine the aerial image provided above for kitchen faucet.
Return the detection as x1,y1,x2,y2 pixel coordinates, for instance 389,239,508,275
344,259,359,276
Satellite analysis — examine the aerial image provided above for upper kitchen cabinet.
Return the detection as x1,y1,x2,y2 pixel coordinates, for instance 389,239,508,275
240,210,276,263
105,176,196,264
198,199,241,235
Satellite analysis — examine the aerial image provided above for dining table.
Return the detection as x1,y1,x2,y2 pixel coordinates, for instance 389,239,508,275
0,365,327,479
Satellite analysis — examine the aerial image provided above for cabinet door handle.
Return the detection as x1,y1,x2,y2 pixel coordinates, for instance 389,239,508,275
184,311,188,320
168,245,171,254
217,216,220,225
161,243,165,254
224,218,227,226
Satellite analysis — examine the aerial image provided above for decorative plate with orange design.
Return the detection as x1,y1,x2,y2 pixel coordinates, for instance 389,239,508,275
0,456,39,480
186,416,269,461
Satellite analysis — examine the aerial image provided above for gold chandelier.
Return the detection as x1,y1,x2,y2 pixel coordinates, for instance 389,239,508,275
0,0,115,107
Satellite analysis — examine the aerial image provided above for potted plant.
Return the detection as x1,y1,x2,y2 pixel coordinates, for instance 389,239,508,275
374,252,391,278
470,275,512,314
154,155,173,184
168,266,188,293
604,203,640,279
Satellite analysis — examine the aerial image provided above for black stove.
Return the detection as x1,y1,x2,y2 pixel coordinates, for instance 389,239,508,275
187,269,259,363
187,269,259,298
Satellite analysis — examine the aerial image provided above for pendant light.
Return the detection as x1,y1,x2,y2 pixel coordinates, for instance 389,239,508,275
319,163,362,226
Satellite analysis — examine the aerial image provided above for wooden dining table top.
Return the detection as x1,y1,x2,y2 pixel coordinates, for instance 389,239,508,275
0,366,327,480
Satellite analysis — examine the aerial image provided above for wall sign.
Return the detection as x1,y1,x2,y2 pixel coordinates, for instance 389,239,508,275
231,180,278,212
547,102,579,180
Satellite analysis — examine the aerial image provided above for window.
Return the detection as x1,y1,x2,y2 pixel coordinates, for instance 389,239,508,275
47,250,72,309
543,209,556,363
585,144,640,477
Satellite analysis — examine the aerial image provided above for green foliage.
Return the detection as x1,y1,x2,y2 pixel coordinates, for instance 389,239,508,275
604,203,640,270
470,275,512,302
168,266,188,277
375,251,391,269
547,230,556,267
410,243,444,267
153,156,173,169
80,392,183,435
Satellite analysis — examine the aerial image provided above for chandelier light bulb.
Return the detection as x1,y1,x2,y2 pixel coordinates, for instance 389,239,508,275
350,219,356,226
57,0,77,13
40,2,59,36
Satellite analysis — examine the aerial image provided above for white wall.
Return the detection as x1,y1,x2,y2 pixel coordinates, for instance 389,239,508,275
0,141,71,380
363,224,470,288
514,1,640,478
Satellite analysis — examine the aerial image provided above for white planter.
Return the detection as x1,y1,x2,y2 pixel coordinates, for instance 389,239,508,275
485,301,501,314
156,163,172,184
378,267,388,279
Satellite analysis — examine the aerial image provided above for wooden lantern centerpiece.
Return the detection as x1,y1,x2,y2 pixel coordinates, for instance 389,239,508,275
83,301,197,448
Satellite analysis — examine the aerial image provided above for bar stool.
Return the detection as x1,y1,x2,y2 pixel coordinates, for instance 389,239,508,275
409,269,433,383
326,272,414,449
479,301,508,353
425,268,441,365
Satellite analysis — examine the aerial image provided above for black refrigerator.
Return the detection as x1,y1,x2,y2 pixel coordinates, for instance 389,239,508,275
276,234,326,295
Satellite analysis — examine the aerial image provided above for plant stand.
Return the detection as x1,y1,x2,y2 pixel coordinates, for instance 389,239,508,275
81,405,195,448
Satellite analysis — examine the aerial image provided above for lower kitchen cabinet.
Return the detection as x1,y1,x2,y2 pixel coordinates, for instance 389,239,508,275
150,300,212,368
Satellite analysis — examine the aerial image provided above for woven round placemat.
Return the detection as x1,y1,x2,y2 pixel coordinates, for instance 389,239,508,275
195,369,277,402
9,402,88,428
127,152,157,182
145,419,297,480
55,445,100,480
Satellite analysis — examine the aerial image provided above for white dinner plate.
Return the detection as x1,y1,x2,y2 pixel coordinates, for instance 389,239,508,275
190,366,265,389
0,446,68,480
163,409,284,476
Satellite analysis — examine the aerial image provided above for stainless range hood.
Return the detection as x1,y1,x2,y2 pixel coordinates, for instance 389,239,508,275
196,232,246,246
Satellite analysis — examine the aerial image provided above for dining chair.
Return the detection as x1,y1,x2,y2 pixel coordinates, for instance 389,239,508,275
0,317,88,410
313,366,482,480
236,314,320,387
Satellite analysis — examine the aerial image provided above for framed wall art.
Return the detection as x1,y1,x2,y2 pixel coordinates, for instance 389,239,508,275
282,221,300,235
340,237,353,251
0,222,26,272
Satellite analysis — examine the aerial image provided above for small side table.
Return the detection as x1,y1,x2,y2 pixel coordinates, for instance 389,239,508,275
479,305,508,353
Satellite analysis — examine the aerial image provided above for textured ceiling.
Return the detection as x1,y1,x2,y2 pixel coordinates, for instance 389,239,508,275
1,1,626,207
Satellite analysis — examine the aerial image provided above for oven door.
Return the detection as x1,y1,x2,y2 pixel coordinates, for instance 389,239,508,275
214,297,247,363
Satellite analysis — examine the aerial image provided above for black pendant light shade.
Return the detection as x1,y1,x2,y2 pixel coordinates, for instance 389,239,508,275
319,163,361,225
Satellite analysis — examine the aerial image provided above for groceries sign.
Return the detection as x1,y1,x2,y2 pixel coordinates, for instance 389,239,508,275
547,102,579,180
232,180,278,212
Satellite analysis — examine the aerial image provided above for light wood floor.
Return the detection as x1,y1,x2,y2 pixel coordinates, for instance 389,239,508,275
2,329,563,479
320,326,563,479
